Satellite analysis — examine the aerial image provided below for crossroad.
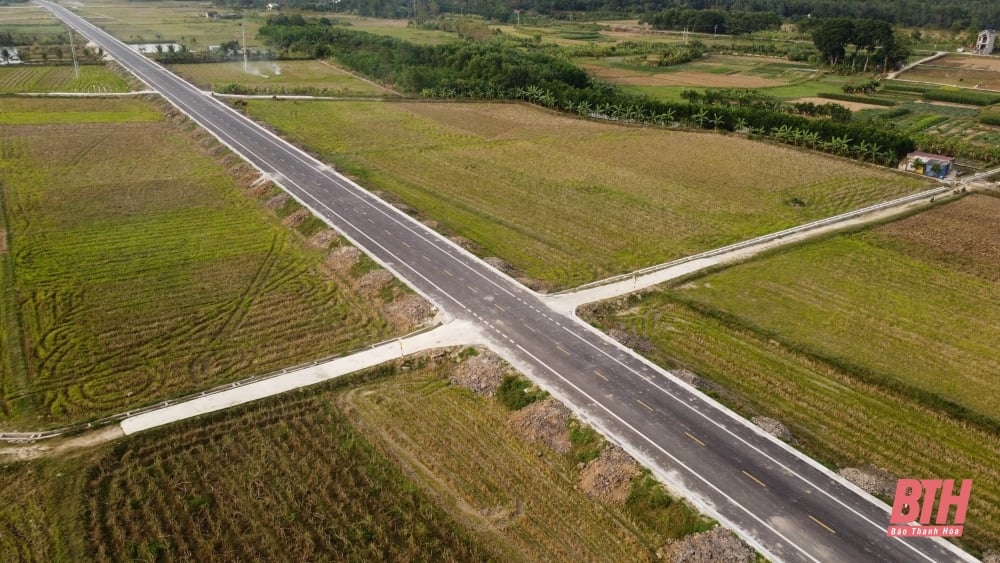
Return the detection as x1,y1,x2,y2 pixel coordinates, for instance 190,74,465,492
35,2,976,560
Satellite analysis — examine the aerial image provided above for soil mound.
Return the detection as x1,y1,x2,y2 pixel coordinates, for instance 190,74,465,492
508,397,571,454
752,416,797,444
578,445,641,504
657,527,754,562
324,245,361,274
607,328,655,354
384,294,434,331
450,351,509,396
839,467,896,498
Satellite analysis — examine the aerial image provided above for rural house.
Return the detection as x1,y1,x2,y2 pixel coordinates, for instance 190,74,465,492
901,151,955,179
974,30,996,55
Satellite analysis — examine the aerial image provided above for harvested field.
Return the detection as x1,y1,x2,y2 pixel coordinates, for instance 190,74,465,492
0,359,708,561
664,197,1000,421
70,0,265,49
339,363,705,560
0,366,492,561
792,96,887,111
249,100,930,288
0,65,131,94
584,195,1000,552
578,63,784,88
0,96,161,124
877,194,1000,280
0,97,400,428
899,55,1000,91
169,60,389,96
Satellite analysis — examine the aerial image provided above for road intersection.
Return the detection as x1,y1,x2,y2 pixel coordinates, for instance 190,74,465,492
31,3,978,560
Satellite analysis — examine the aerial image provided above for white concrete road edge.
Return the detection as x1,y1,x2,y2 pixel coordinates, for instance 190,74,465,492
119,320,487,435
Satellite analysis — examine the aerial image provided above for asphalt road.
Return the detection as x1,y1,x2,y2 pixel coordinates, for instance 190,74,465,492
37,2,975,560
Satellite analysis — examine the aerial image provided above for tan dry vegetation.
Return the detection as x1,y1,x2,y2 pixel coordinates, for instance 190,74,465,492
578,64,785,88
900,55,1000,90
249,100,930,288
877,194,1000,281
338,368,659,562
0,98,404,428
792,96,888,111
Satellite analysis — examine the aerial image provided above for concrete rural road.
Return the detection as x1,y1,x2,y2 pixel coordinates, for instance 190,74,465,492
37,2,975,561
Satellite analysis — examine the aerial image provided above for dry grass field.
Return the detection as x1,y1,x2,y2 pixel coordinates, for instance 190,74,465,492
248,99,930,288
577,61,786,88
340,365,704,561
0,65,131,94
71,0,263,49
585,194,1000,554
0,366,491,561
169,60,390,96
0,360,707,561
899,54,1000,90
0,97,400,429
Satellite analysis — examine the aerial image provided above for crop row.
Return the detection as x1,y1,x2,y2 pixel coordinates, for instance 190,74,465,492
0,65,129,94
0,101,396,427
587,297,1000,554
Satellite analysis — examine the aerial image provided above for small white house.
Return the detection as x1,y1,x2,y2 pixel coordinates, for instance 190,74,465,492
974,30,996,55
265,2,280,10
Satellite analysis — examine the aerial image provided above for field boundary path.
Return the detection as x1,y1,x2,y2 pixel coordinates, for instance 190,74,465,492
26,3,978,561
546,185,950,313
887,51,946,80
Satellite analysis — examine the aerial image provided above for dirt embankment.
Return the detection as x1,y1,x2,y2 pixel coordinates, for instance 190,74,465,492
657,527,755,562
448,350,510,396
578,445,641,504
0,229,7,253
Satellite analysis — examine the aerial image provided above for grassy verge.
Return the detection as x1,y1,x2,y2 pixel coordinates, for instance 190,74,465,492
247,99,929,289
0,97,400,428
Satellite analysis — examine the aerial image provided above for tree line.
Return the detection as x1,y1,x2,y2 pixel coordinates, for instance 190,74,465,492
232,0,999,31
640,9,782,35
258,18,916,165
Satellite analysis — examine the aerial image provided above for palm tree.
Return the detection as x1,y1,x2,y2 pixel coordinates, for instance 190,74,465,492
709,112,724,130
576,100,592,116
734,117,748,132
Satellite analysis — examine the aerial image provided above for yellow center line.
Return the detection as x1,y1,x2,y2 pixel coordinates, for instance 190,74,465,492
495,304,506,312
685,432,706,447
443,269,453,277
809,515,837,534
523,323,537,333
594,370,609,381
742,470,767,488
467,285,478,294
555,344,569,355
637,399,654,412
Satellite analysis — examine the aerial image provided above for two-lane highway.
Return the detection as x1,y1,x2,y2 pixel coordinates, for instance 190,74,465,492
38,2,975,560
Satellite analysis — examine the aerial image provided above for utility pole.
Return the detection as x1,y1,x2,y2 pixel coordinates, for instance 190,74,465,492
241,23,248,72
68,27,80,79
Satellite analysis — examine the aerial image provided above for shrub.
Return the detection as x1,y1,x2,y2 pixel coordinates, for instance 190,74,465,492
495,375,547,410
922,88,1000,106
979,111,1000,126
